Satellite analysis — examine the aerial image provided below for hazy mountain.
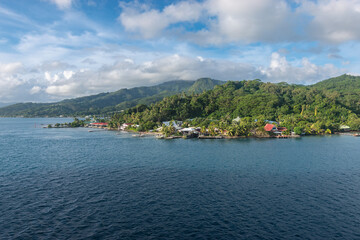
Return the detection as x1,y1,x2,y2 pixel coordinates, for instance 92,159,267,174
0,78,224,117
0,102,15,108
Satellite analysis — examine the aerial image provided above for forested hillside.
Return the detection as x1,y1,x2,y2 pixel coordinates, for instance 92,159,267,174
109,75,360,133
0,78,223,117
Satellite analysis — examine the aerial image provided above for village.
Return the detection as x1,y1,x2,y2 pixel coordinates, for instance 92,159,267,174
84,117,303,139
44,115,360,139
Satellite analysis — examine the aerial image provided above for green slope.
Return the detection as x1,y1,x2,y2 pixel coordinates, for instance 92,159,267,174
312,74,360,92
0,79,224,117
312,74,360,114
110,76,360,132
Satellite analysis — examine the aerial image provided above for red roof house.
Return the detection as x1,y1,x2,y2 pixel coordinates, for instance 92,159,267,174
90,122,108,126
264,124,277,132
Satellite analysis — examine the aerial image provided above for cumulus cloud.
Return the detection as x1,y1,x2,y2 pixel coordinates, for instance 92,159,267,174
261,52,342,84
0,62,24,99
0,51,346,102
298,0,360,43
119,0,297,43
203,0,295,43
30,86,42,94
47,0,72,9
118,0,360,45
21,53,340,99
39,61,75,71
119,1,203,38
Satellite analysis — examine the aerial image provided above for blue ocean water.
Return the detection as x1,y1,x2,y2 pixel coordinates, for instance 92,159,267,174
1,118,360,239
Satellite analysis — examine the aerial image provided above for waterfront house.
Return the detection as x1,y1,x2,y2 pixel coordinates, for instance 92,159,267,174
120,123,133,131
340,125,351,132
162,121,183,128
89,122,108,128
264,124,277,132
179,127,197,134
264,124,287,135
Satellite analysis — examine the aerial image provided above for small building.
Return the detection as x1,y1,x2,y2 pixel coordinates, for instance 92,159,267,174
264,124,277,132
162,121,183,128
179,127,197,135
89,122,108,128
340,125,351,132
277,127,287,132
232,116,241,122
120,123,133,131
264,124,288,135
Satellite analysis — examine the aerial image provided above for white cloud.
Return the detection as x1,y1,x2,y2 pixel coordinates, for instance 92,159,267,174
47,0,72,9
30,86,42,94
261,52,342,84
298,0,360,43
45,83,80,96
118,0,360,45
203,0,295,43
119,0,297,43
32,53,343,99
0,62,22,73
0,62,24,99
0,52,345,102
63,70,74,80
119,1,203,38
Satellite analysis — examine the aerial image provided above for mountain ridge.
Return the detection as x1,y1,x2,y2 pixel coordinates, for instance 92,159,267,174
0,78,224,117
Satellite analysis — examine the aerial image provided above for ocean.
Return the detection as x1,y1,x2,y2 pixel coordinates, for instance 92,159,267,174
1,118,360,239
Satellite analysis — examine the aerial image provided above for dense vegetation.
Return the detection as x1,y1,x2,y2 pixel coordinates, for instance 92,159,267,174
0,78,223,117
109,75,360,135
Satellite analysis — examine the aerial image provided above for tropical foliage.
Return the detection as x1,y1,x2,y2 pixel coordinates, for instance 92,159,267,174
109,75,360,135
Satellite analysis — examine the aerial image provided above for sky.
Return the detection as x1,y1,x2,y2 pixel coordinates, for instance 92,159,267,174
1,0,360,102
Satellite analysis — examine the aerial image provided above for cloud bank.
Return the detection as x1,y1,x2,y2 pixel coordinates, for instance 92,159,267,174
0,0,358,102
119,0,360,44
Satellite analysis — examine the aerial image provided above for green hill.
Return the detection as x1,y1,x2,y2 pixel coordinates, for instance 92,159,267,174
109,76,360,132
312,74,360,92
0,78,224,117
312,74,360,114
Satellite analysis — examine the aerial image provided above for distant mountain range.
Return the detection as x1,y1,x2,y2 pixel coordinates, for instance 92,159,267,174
0,102,15,108
0,78,224,117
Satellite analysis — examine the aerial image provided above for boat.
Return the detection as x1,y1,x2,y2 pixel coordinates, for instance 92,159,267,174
354,133,360,137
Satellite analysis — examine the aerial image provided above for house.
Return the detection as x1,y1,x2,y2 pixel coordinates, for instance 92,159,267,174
120,123,133,130
277,127,287,132
340,125,351,132
89,122,108,128
264,124,288,135
162,121,183,128
273,127,287,135
232,116,241,122
179,127,197,135
264,124,277,132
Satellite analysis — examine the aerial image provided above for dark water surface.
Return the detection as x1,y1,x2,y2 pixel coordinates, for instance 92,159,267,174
1,118,360,239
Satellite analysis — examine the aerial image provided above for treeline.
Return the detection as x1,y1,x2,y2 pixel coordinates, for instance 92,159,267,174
109,76,360,134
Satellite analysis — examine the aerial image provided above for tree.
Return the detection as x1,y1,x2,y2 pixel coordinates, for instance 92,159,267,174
293,127,302,135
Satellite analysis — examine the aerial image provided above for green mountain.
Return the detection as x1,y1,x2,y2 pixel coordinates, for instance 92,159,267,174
110,75,360,132
312,74,360,92
312,74,360,114
0,78,224,117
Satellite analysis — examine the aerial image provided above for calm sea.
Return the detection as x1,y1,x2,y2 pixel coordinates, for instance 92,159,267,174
1,118,360,239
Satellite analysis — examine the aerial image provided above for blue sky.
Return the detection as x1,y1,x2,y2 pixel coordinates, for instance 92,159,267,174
0,0,360,102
